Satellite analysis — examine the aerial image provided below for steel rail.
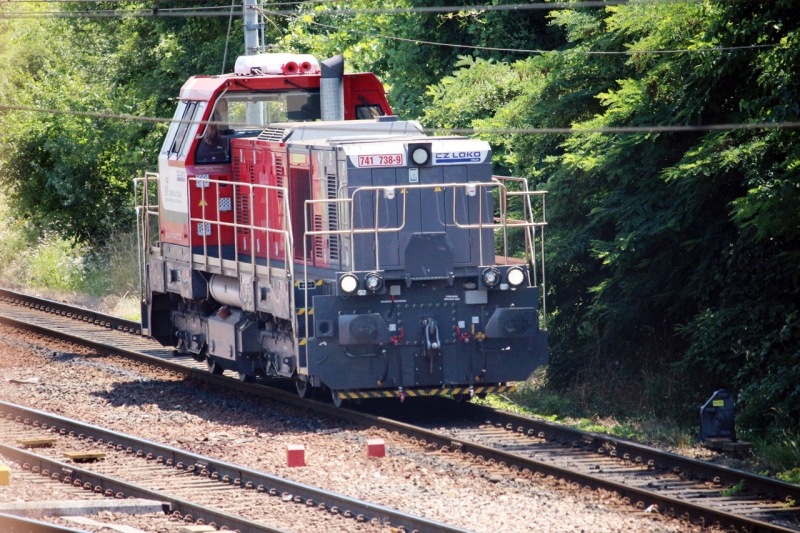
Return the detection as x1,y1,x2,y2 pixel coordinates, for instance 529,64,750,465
0,402,471,533
0,288,141,334
0,512,90,533
0,443,293,533
1,288,799,532
324,414,800,533
462,403,800,506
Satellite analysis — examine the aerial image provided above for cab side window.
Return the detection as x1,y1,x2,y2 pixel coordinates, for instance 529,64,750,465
168,102,197,156
194,120,230,164
356,104,384,119
162,101,206,158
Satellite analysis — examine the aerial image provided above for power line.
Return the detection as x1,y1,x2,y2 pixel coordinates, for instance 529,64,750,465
2,104,799,135
265,0,329,4
0,0,742,6
260,0,759,16
262,8,781,56
0,7,246,16
2,4,774,56
0,0,305,3
0,105,173,124
0,0,757,16
435,123,800,134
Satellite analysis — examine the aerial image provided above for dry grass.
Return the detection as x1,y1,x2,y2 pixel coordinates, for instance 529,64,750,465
0,193,140,320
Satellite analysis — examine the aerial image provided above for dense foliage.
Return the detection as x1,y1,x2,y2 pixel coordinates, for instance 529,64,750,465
420,1,800,437
283,0,561,117
0,2,279,241
1,1,798,440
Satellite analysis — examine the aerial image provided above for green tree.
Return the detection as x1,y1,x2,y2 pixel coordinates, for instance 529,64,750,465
281,0,562,118
425,0,800,433
0,1,285,242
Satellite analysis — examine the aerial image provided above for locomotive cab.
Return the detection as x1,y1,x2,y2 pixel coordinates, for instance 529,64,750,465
153,53,391,263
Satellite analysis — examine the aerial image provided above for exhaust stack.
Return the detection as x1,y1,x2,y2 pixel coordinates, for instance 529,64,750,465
320,55,345,121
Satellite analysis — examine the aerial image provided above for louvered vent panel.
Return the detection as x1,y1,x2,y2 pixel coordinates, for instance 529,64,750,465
236,196,250,234
236,163,254,232
236,196,250,230
244,163,255,184
232,155,242,181
314,215,324,260
258,127,288,142
326,174,339,262
275,155,285,200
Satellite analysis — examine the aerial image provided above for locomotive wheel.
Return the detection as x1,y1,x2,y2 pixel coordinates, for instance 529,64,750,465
191,346,207,363
294,376,314,399
330,389,347,408
206,357,224,375
453,393,473,403
237,372,255,383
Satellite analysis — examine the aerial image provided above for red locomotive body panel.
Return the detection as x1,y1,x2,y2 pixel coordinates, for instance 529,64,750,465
230,139,289,264
186,163,235,257
229,134,343,271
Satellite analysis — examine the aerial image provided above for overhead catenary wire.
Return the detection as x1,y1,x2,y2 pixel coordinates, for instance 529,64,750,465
0,6,245,15
1,2,782,56
0,0,762,10
262,7,781,56
1,104,798,135
0,0,768,14
242,0,780,16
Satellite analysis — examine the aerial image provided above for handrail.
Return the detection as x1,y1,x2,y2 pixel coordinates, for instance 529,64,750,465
302,179,549,341
133,172,160,308
188,177,294,281
303,181,547,271
491,176,548,327
187,176,296,345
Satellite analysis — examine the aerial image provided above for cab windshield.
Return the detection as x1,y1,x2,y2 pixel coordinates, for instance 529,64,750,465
218,90,321,133
194,90,320,164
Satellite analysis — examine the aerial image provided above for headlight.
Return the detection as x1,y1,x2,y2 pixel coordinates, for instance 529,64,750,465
364,272,383,292
411,147,429,165
482,268,500,288
339,274,358,294
507,266,526,287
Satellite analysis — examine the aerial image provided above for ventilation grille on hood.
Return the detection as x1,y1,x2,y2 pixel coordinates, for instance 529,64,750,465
258,127,290,142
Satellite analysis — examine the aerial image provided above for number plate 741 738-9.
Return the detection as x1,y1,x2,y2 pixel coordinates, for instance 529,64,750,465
357,154,403,167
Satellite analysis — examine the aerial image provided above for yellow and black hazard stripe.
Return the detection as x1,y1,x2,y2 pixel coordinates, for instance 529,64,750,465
294,279,324,288
336,384,516,400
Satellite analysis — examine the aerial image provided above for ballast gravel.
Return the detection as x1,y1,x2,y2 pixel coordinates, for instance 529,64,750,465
0,322,703,533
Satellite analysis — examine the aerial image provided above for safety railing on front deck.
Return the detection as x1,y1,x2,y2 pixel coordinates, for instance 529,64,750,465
301,178,548,352
188,176,294,287
465,176,548,328
134,172,296,322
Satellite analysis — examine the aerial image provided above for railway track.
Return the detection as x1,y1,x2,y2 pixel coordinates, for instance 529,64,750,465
0,400,470,533
1,287,799,533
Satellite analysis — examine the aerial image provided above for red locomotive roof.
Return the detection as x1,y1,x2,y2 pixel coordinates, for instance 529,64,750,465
179,72,385,101
179,74,321,101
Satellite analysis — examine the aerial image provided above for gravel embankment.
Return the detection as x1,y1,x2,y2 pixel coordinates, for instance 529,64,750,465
0,323,701,533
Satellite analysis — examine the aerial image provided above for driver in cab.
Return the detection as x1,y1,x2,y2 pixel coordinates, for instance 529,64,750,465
195,114,228,164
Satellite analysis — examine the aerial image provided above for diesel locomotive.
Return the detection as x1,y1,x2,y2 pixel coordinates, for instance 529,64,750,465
136,53,548,405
